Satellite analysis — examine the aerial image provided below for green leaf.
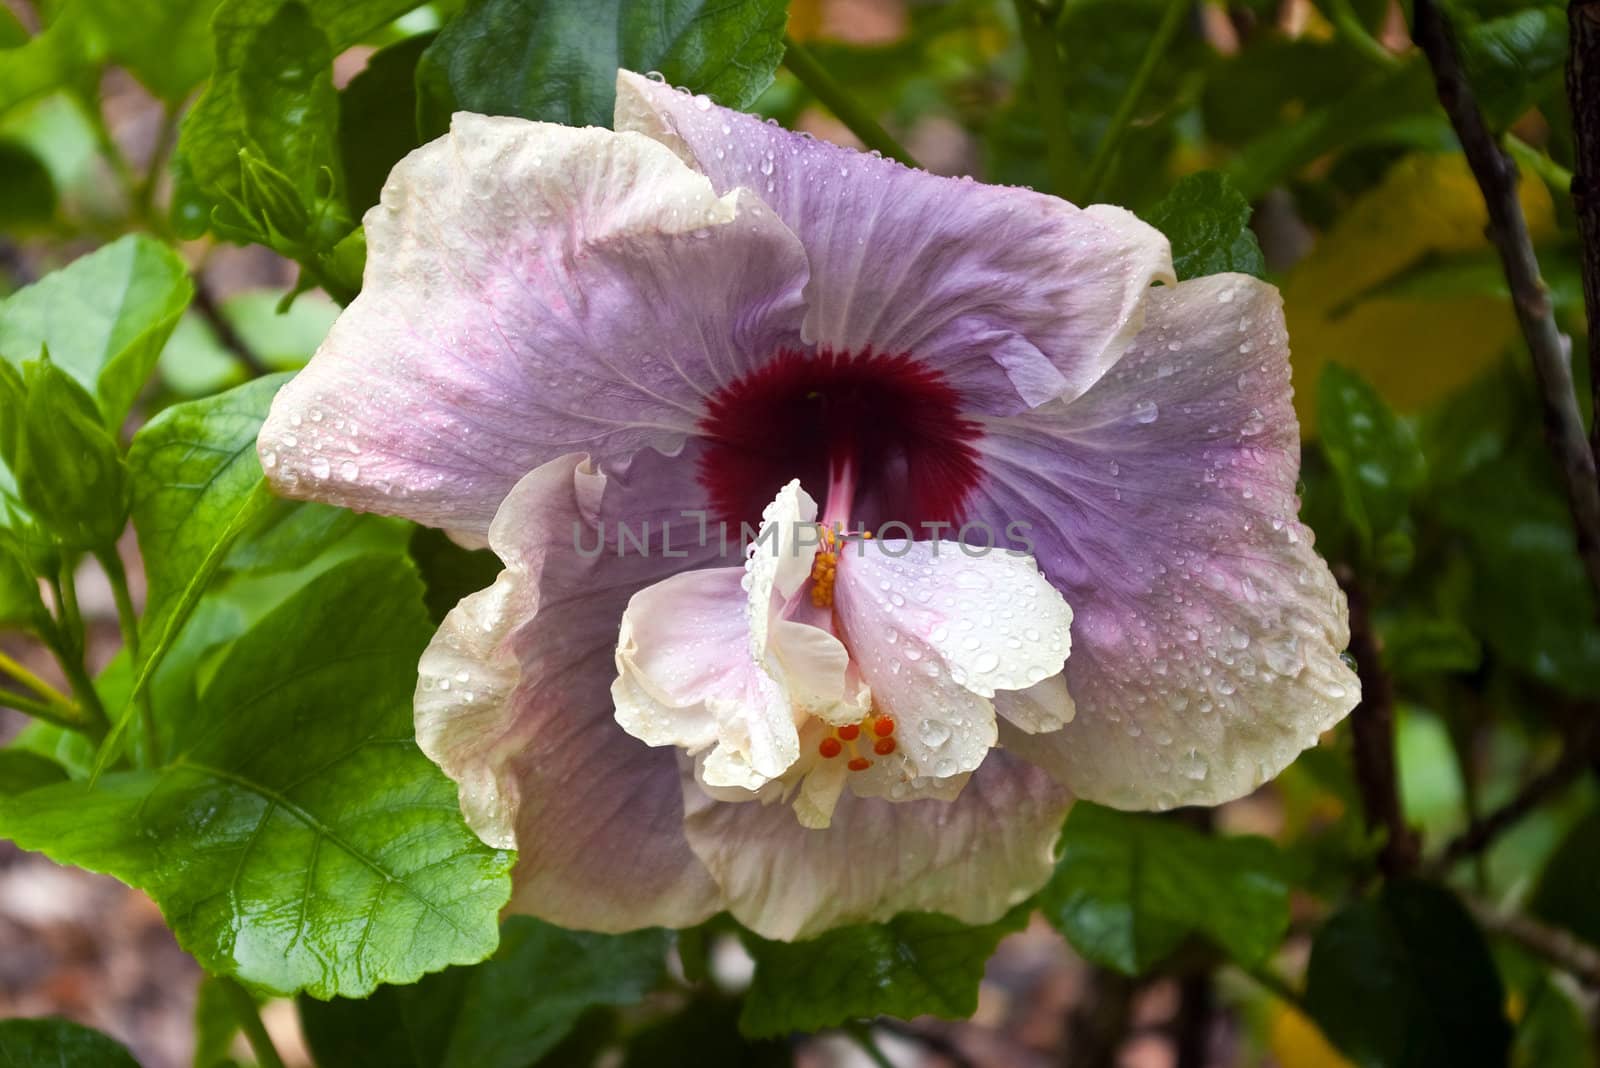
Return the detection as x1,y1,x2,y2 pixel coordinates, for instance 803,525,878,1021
0,140,56,231
410,525,502,624
0,12,105,117
236,2,343,210
172,0,417,240
0,234,193,425
1530,805,1600,948
1514,971,1597,1068
1334,245,1587,317
624,996,790,1068
0,1017,140,1067
1305,880,1512,1068
338,33,432,215
1038,803,1290,975
77,0,226,101
159,289,339,395
1141,171,1265,281
0,554,513,997
0,750,68,794
1435,448,1600,698
417,0,789,133
0,540,44,630
127,373,290,630
299,918,668,1067
11,356,129,551
739,908,1027,1036
1222,57,1446,200
1459,7,1567,129
1317,363,1426,550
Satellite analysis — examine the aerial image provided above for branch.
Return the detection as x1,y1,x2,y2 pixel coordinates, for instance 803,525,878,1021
1465,895,1600,990
1339,571,1420,878
872,1019,978,1068
1013,0,1078,198
1570,1,1600,495
781,37,919,168
192,272,271,379
1425,724,1599,875
1080,0,1190,202
1413,0,1600,606
1063,968,1138,1068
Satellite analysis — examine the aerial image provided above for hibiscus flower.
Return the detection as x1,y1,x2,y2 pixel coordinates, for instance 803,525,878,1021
256,71,1358,940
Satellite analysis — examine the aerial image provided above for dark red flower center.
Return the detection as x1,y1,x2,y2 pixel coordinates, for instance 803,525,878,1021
697,349,983,530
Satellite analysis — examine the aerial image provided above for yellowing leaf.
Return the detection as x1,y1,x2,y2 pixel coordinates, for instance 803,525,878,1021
1269,1002,1356,1068
1285,153,1555,431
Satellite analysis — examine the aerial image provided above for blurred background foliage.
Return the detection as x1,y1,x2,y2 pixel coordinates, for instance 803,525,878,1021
1,0,1598,1066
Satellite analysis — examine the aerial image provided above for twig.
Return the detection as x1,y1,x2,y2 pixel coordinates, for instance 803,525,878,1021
45,563,108,733
0,648,71,709
1327,0,1400,68
1413,0,1600,606
0,689,93,732
192,272,271,379
97,547,160,767
1570,1,1600,496
781,36,919,167
1465,895,1600,989
873,1018,979,1068
1080,0,1190,202
1338,571,1419,878
1172,970,1214,1068
844,1023,895,1068
217,978,287,1068
1425,726,1598,876
1063,968,1138,1068
1013,0,1078,198
134,105,180,228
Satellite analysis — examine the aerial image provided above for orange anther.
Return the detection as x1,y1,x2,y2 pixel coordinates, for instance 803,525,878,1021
837,723,861,741
818,737,842,759
872,715,896,737
847,757,871,772
873,736,897,756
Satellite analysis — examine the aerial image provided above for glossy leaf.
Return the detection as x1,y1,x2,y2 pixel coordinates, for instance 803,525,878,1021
172,0,416,239
299,918,669,1067
1459,7,1568,129
338,33,432,214
1039,803,1291,975
1305,880,1511,1068
1141,171,1265,281
0,234,192,425
1436,448,1600,698
1317,364,1425,549
0,554,514,997
417,0,788,132
0,1017,140,1067
127,374,290,630
740,908,1027,1036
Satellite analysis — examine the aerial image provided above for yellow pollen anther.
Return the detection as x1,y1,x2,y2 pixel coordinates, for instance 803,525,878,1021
809,548,839,607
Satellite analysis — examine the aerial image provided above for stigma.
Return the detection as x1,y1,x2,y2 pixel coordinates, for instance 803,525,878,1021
817,710,897,771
